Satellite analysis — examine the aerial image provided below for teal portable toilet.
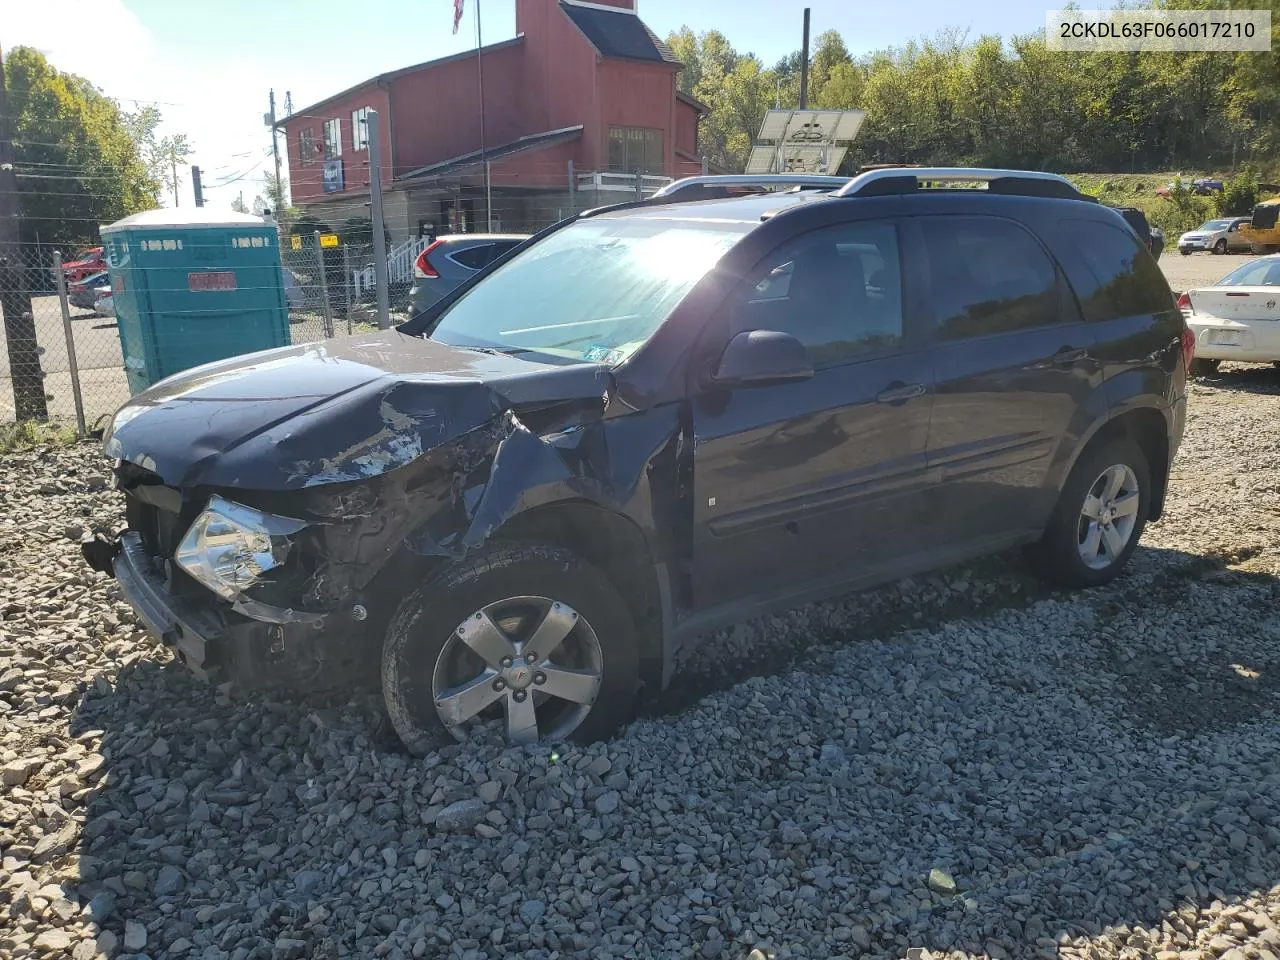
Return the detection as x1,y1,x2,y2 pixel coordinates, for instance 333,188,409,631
101,208,291,395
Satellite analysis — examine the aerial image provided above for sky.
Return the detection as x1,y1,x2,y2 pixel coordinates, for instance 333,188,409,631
2,0,1051,211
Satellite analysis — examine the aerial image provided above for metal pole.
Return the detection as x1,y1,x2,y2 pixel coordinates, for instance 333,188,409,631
799,8,811,110
0,44,48,421
567,160,575,214
634,167,643,200
268,89,282,197
476,0,492,231
314,232,334,338
701,156,709,175
367,109,391,329
343,243,353,335
52,251,86,436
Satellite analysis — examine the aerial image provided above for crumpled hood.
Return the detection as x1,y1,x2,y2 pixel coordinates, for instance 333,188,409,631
104,332,611,490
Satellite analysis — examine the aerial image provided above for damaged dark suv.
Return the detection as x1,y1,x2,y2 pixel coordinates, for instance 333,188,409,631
85,168,1190,752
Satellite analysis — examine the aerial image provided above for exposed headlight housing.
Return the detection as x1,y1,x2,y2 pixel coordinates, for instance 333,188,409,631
174,496,307,601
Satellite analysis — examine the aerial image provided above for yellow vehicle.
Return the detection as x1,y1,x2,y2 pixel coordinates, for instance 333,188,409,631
1239,198,1280,254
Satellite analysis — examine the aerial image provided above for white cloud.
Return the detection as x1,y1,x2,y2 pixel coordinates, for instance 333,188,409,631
2,0,273,211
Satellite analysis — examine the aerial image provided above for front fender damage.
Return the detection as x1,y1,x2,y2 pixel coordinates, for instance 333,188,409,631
274,390,686,633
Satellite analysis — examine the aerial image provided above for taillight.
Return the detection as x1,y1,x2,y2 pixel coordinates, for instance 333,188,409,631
413,240,445,279
1176,291,1192,314
1180,326,1195,376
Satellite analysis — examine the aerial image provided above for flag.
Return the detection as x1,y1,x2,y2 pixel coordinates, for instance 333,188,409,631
453,0,464,34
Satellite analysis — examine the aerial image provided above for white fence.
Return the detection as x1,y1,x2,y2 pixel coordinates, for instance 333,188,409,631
351,237,430,300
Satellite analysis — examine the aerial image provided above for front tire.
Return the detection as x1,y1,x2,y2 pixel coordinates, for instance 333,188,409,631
1190,358,1220,377
382,544,639,754
1179,248,1192,256
1213,238,1227,254
1025,438,1150,588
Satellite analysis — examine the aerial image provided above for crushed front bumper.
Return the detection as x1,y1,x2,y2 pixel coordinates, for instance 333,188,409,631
107,531,231,680
89,531,352,690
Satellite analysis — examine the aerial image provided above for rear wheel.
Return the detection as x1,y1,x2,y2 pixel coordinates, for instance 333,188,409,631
1025,438,1150,587
1213,238,1228,254
382,544,639,754
1190,358,1220,377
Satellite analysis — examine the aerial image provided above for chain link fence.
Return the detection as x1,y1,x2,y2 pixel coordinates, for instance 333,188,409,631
0,238,415,432
0,188,643,431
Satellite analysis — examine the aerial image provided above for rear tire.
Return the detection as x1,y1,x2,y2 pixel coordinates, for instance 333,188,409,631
382,544,639,754
1190,358,1220,377
1025,437,1151,588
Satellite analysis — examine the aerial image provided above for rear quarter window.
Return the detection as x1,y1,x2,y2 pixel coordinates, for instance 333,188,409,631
449,244,494,270
1058,219,1172,322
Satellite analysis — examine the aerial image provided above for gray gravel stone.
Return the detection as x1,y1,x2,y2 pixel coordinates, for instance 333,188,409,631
4,371,1280,959
434,798,486,833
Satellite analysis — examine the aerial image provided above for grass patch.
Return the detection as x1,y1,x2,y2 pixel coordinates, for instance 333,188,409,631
0,420,80,455
1066,170,1280,235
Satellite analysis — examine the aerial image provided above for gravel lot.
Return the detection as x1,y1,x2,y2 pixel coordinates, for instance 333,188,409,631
3,363,1280,960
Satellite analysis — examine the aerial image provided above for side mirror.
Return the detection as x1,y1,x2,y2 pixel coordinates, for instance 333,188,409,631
712,329,814,387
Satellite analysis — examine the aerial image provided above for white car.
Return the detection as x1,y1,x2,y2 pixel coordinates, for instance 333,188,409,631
1180,255,1280,375
93,288,115,317
1177,216,1251,256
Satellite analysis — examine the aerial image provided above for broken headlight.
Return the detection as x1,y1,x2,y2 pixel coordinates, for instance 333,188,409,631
174,496,307,601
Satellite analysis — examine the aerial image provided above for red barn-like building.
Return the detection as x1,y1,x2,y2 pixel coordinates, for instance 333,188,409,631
280,0,706,240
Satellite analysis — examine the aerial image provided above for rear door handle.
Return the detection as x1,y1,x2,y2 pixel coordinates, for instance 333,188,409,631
1051,347,1090,366
876,382,927,404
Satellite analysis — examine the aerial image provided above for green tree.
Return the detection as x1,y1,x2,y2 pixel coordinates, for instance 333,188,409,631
4,46,157,244
155,133,191,207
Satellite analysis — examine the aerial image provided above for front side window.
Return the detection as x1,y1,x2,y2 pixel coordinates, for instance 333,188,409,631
1060,219,1173,321
429,217,749,364
606,126,664,176
921,216,1059,340
728,222,903,367
323,118,342,159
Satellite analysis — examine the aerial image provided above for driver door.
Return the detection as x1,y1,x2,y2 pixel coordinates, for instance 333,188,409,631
690,220,937,611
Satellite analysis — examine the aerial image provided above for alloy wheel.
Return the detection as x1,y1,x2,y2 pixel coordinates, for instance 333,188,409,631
1077,464,1140,570
431,596,603,744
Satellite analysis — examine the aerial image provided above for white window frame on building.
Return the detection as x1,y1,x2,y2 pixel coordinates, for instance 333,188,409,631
298,128,317,165
323,118,342,159
606,126,664,176
351,107,371,152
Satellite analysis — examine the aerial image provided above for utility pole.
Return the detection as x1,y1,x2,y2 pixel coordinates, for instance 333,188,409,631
799,7,811,110
171,154,180,207
0,43,49,421
367,109,390,329
191,165,204,207
267,89,281,195
475,0,492,231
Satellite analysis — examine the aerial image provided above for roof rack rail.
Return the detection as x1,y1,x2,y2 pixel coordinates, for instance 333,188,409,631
834,167,1083,200
649,174,849,202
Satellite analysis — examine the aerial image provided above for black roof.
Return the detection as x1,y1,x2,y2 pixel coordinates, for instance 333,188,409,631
558,1,680,65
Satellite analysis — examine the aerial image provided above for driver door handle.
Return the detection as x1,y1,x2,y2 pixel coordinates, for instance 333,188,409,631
876,382,926,404
1051,347,1090,366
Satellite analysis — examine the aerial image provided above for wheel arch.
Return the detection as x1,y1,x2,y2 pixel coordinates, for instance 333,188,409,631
1064,404,1172,521
469,499,667,692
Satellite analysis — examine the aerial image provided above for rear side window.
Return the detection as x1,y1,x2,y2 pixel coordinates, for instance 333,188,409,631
1059,219,1172,321
921,217,1060,340
449,244,495,270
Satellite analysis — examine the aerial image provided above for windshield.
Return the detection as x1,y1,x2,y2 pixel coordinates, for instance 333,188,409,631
428,216,750,364
1198,219,1231,231
1217,258,1280,286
